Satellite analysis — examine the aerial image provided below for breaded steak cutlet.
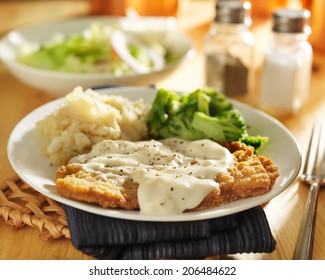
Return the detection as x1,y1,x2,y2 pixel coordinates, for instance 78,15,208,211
55,141,279,212
193,143,278,211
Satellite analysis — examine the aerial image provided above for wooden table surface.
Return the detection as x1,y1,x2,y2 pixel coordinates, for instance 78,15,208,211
1,0,325,260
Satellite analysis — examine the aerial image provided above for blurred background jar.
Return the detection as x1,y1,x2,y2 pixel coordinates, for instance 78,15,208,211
248,0,304,18
302,0,325,53
259,8,313,115
204,0,255,97
249,0,324,53
249,0,288,18
89,0,180,17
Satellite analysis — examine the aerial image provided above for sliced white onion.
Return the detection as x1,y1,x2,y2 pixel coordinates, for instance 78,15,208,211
111,30,165,74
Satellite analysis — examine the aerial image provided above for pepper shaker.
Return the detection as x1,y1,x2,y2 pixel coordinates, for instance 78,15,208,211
204,0,254,97
259,8,313,115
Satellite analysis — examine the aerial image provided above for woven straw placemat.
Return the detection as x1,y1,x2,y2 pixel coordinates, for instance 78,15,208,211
0,176,70,241
0,176,274,260
0,176,221,259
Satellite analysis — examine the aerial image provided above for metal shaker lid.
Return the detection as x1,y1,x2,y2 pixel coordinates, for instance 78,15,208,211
272,8,311,34
215,0,252,25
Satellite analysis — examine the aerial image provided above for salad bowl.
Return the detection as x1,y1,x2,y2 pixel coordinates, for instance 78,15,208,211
0,16,194,97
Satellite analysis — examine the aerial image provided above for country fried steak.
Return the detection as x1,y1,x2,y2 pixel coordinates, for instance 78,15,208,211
193,142,278,211
55,141,279,212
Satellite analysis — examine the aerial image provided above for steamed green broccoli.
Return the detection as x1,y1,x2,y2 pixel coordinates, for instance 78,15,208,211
146,88,268,152
240,135,269,151
191,110,246,142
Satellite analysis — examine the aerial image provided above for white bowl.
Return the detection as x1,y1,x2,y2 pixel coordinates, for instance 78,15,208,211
0,16,195,97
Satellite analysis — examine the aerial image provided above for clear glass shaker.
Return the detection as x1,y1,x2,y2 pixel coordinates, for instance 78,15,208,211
204,0,254,97
259,8,313,114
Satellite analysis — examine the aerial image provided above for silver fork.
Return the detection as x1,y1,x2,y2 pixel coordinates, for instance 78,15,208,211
293,123,325,260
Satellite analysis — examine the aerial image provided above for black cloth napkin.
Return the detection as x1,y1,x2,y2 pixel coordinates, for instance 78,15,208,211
63,205,276,260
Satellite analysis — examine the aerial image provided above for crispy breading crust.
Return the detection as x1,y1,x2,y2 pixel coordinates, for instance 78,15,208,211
193,147,278,211
56,165,139,210
55,142,279,212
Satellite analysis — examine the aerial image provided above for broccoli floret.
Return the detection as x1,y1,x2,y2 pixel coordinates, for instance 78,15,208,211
191,110,247,142
240,135,269,152
145,88,180,138
146,87,268,151
202,87,233,114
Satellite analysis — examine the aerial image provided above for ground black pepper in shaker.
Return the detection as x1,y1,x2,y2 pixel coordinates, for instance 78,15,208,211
204,0,254,97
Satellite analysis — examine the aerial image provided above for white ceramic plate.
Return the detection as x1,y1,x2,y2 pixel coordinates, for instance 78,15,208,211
7,87,302,221
0,17,194,97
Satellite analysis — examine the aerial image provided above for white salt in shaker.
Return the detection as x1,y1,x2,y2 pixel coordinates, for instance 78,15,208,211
204,1,254,97
259,8,312,115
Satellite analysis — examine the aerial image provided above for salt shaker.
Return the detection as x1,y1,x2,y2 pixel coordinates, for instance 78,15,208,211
259,8,313,114
204,0,254,97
